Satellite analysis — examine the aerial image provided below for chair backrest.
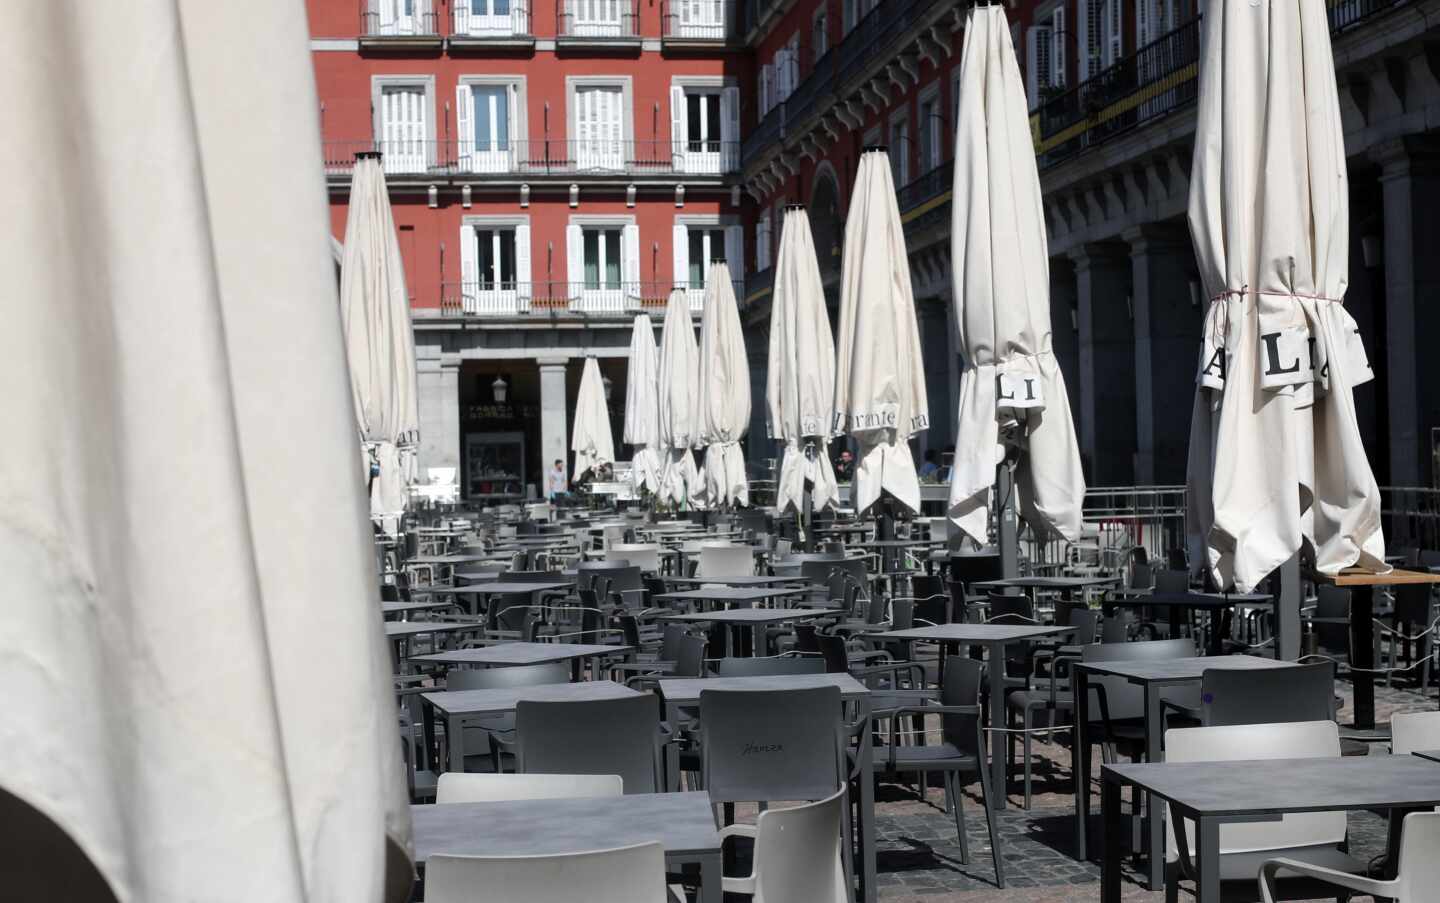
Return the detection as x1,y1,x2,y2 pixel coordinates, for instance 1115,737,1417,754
713,656,827,677
1081,638,1195,722
445,662,569,691
938,656,986,759
889,597,915,631
500,569,563,583
575,561,627,592
1394,582,1433,624
699,686,845,804
697,544,755,579
774,538,794,558
1100,615,1129,644
1163,721,1344,860
1200,661,1336,726
815,633,850,674
793,623,821,655
516,694,663,794
986,593,1034,623
435,772,623,803
1395,811,1440,901
1153,569,1189,593
1165,548,1187,571
607,543,661,572
1129,562,1154,591
949,553,1002,587
750,786,849,903
673,633,708,677
1066,608,1102,645
946,580,971,623
1313,584,1350,651
1391,711,1440,755
425,842,669,903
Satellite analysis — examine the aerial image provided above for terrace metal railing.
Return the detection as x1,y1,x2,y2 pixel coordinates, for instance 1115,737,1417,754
896,160,954,232
1381,486,1440,552
438,280,735,317
322,139,740,178
661,0,736,41
360,0,440,37
452,0,531,38
556,0,641,39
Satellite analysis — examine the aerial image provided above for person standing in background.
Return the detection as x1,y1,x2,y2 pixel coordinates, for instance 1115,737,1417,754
545,458,567,500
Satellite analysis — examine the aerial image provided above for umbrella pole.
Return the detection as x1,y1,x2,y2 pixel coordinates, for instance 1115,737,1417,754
996,462,1018,579
801,441,815,552
1276,553,1301,661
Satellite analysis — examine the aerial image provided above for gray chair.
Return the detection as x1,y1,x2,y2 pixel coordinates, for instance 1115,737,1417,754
1199,661,1336,726
516,694,665,794
712,656,827,678
445,663,569,772
1082,638,1197,764
698,686,848,805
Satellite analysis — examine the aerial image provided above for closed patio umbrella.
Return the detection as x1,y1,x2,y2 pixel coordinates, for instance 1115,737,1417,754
767,205,839,515
1186,0,1385,591
946,4,1085,547
697,262,750,507
571,356,615,481
341,154,420,519
657,288,704,507
0,1,410,901
624,313,663,494
832,148,930,515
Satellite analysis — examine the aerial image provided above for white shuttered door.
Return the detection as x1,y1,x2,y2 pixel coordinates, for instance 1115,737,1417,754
567,223,584,303
577,86,623,170
673,223,689,290
515,223,532,310
380,85,426,173
721,86,739,172
622,224,640,304
459,223,478,313
670,85,687,173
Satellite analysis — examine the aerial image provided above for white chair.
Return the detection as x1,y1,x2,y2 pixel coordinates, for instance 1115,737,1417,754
696,543,754,580
426,842,669,903
608,543,661,573
1163,721,1366,901
1392,711,1440,755
721,787,848,903
1259,810,1440,903
436,772,622,803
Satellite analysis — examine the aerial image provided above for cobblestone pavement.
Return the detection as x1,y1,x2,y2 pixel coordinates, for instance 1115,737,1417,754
852,673,1435,902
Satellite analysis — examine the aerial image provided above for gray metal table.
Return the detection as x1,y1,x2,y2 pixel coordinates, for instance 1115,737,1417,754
654,586,811,611
657,607,837,657
664,575,808,588
1073,654,1296,887
410,641,632,681
411,791,722,902
445,579,575,616
381,600,456,619
1100,591,1275,657
973,575,1119,605
869,623,1070,809
1102,754,1440,902
658,673,875,903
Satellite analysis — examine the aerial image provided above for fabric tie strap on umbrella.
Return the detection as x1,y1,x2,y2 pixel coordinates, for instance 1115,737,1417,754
945,4,1085,547
623,313,663,494
832,149,930,515
697,262,751,508
1185,0,1387,591
767,206,840,515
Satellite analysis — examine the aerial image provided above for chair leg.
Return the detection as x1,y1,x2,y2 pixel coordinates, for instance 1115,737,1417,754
947,772,970,865
974,767,1005,889
1022,706,1034,810
1164,861,1179,903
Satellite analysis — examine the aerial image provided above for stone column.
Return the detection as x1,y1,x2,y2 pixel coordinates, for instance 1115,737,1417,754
537,357,570,482
1048,256,1081,424
1375,137,1440,486
1070,242,1136,485
1126,224,1201,485
415,345,460,475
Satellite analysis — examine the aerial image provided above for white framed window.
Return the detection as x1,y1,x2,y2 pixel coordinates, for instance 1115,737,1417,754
454,0,524,36
670,80,740,175
916,88,943,175
568,0,626,36
568,216,639,312
456,77,525,173
1106,0,1122,66
759,63,774,116
568,78,631,171
673,217,743,311
1080,0,1122,75
889,111,910,186
459,216,531,314
367,0,434,36
1051,6,1067,88
812,6,828,58
774,33,801,102
1027,23,1052,107
372,76,434,174
672,0,726,38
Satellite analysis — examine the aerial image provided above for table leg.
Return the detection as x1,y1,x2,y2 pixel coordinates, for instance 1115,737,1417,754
420,698,437,772
1205,606,1223,656
697,851,722,903
1195,816,1220,902
857,699,876,903
987,639,1007,810
447,714,465,771
1074,666,1091,860
1101,770,1122,902
1351,584,1377,729
1143,684,1164,890
665,699,681,791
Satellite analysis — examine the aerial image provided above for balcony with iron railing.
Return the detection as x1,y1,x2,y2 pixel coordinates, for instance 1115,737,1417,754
450,0,533,44
896,160,953,237
437,281,733,317
556,0,641,44
323,138,741,179
359,0,442,45
661,0,739,44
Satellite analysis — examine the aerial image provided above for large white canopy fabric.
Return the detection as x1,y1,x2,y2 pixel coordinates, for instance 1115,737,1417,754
832,149,930,515
341,156,420,519
767,207,839,515
1186,0,1385,591
946,5,1085,546
657,289,704,507
697,263,751,507
571,357,616,481
0,2,411,901
623,314,663,494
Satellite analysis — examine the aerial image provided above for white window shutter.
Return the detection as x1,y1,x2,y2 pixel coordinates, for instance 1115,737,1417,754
1108,0,1122,65
507,82,519,163
1053,8,1067,86
721,86,740,170
761,64,773,114
670,86,687,173
460,223,478,312
1135,0,1148,48
725,225,743,282
456,84,473,171
515,223,532,305
1026,28,1042,107
622,224,640,294
672,223,689,289
567,223,584,296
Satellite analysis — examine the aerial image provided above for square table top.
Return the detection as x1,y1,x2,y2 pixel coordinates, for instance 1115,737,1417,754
658,672,870,705
973,576,1119,589
850,538,945,548
1076,654,1294,684
655,587,809,604
423,679,640,717
871,623,1071,642
1322,567,1440,586
1104,753,1440,817
664,575,807,588
384,620,476,639
452,580,575,596
381,600,455,615
657,607,838,624
410,642,632,666
407,554,495,565
451,570,502,581
411,791,719,862
1105,590,1274,608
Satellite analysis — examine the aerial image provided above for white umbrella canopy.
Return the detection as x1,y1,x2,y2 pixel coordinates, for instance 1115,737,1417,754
0,2,410,901
572,357,616,481
946,5,1085,546
657,289,704,507
697,262,751,507
767,206,839,515
341,155,420,519
1186,0,1385,591
832,148,930,515
624,313,663,494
